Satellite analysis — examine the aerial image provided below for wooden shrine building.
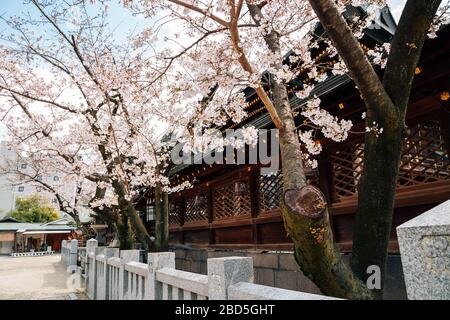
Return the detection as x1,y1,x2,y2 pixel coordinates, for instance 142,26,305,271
138,7,450,254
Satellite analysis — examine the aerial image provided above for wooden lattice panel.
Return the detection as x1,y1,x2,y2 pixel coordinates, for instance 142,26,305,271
398,120,449,186
331,144,365,199
213,181,251,220
183,193,208,223
259,171,283,212
168,201,182,226
331,120,449,200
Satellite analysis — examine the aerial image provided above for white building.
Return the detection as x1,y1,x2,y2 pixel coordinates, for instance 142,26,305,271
0,141,92,223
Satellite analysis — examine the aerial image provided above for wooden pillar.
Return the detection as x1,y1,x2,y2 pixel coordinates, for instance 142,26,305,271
207,185,215,245
249,166,260,246
249,166,260,216
180,196,185,245
439,101,450,155
317,149,335,204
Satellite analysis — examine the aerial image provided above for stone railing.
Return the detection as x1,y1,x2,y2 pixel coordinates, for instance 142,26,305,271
79,239,340,300
62,199,450,300
123,261,152,299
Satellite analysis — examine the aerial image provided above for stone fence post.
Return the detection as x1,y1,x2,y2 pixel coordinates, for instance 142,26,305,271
148,252,175,300
86,239,98,255
85,239,98,295
397,200,450,300
66,240,78,274
207,257,254,300
88,247,105,300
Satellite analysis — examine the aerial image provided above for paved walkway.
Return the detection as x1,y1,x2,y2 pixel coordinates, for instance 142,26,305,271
0,254,84,300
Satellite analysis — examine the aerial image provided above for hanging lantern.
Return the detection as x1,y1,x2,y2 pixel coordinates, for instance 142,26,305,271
234,181,248,195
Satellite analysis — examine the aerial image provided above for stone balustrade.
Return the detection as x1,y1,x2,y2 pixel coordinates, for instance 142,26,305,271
58,200,450,300
75,239,341,300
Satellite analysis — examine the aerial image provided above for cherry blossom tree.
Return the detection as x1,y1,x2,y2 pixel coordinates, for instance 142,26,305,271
0,0,256,251
122,0,448,299
0,0,173,250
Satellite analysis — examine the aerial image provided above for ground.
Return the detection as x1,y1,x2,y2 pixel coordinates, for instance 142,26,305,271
0,254,85,300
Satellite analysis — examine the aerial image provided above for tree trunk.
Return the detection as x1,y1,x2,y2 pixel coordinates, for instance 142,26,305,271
275,83,372,299
247,3,373,299
351,0,442,298
89,186,133,248
351,115,404,298
306,0,442,298
154,183,169,252
115,214,134,250
283,187,373,299
112,180,153,251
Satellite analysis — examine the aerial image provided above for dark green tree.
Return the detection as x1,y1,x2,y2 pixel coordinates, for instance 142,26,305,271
8,193,60,223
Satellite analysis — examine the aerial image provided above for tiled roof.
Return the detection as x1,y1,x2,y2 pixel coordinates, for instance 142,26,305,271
0,220,75,232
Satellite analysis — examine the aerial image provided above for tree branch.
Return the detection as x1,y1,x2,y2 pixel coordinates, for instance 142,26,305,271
306,0,397,120
167,0,230,27
383,0,442,113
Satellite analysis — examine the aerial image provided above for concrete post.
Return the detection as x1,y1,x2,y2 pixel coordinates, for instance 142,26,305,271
66,240,78,274
85,239,98,293
88,247,106,300
397,200,450,299
118,250,141,300
207,257,254,300
147,252,175,300
86,239,98,255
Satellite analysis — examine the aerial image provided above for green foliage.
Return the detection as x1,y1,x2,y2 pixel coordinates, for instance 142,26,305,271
8,193,60,223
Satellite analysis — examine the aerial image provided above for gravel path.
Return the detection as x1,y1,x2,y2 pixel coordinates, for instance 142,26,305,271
0,254,85,300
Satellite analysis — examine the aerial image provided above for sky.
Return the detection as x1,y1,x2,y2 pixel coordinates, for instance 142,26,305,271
0,0,407,143
0,0,148,43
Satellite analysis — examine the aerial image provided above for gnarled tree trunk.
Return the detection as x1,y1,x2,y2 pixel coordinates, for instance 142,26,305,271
115,213,134,250
306,0,442,299
248,3,373,299
112,180,153,251
351,0,442,298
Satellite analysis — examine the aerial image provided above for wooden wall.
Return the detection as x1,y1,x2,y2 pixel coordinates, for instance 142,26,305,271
168,101,450,253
